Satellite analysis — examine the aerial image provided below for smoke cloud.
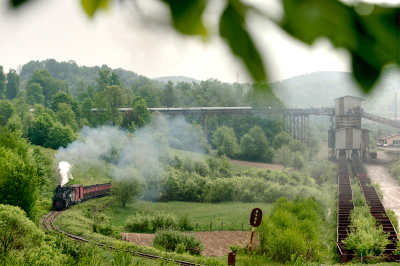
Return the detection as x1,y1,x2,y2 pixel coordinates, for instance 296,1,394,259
58,161,73,187
54,114,207,200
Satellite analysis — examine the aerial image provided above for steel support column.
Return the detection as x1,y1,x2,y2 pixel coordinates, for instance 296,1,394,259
300,115,303,142
203,114,207,141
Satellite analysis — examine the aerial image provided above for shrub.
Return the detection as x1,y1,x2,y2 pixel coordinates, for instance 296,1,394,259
193,159,210,177
175,243,186,254
342,206,390,257
178,214,193,231
153,229,203,254
151,211,178,230
293,152,305,170
97,222,115,237
125,212,151,233
257,197,325,263
387,209,399,233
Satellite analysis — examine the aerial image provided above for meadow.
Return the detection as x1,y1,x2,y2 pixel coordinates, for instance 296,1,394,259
111,201,272,232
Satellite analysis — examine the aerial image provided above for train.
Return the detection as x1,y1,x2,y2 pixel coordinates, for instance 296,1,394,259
53,183,111,211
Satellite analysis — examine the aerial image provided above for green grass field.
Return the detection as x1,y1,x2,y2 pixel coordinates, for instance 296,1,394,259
111,201,272,232
169,148,212,160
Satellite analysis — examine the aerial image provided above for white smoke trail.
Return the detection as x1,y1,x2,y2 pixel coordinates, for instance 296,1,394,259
58,161,73,186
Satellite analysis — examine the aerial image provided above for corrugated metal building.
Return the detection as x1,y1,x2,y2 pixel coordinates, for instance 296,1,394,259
335,96,363,129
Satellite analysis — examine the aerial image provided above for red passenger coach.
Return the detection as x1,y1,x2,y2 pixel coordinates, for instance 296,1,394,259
83,183,111,200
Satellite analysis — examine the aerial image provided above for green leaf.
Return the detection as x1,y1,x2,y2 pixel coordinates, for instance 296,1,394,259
161,0,207,36
281,0,399,92
9,0,29,7
352,53,380,93
81,0,109,18
219,0,266,83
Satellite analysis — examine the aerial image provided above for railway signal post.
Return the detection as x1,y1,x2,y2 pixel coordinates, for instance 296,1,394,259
247,208,263,264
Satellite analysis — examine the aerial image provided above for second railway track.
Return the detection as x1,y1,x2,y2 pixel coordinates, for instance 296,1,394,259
43,211,205,266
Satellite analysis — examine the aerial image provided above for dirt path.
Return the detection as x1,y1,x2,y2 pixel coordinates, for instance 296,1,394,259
230,160,284,170
364,150,400,226
122,231,257,257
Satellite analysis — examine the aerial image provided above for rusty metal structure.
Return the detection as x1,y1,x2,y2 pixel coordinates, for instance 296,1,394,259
144,107,334,143
337,151,354,263
351,153,399,260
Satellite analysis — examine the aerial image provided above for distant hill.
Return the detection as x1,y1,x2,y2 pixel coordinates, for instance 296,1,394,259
154,76,201,84
270,67,400,117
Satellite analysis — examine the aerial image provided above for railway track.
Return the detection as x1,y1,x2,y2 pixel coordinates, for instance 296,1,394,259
43,211,205,266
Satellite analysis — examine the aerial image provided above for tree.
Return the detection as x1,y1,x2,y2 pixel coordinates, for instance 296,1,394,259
240,134,257,158
28,113,54,146
133,96,150,127
0,204,44,265
273,145,294,168
247,126,270,160
45,123,76,149
92,92,110,126
272,132,293,150
96,69,111,92
293,151,305,170
133,84,161,108
288,139,307,153
112,178,142,208
0,100,15,126
0,66,5,99
161,81,176,107
80,98,94,125
74,80,87,98
212,125,240,158
0,147,40,219
5,114,22,132
25,82,45,106
110,71,122,86
27,69,68,107
245,84,285,109
5,69,20,100
103,85,126,126
56,103,78,131
51,91,76,113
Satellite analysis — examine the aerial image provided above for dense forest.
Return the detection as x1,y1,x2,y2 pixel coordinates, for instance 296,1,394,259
0,59,291,158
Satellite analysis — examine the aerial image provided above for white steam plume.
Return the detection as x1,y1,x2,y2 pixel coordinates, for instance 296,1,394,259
58,161,73,187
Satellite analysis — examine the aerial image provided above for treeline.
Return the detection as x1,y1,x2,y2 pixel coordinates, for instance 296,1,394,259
0,59,287,151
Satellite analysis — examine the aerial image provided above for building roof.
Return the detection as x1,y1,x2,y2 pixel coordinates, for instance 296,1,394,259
378,133,400,140
334,95,365,101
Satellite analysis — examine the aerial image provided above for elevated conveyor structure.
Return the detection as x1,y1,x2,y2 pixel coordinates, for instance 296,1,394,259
361,111,400,130
351,153,399,259
337,152,354,263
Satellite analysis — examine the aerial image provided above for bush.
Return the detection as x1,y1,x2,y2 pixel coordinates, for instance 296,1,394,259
293,151,305,170
387,209,399,233
257,197,325,263
342,206,390,257
151,211,178,230
175,243,186,254
125,212,151,233
153,229,203,254
178,214,193,231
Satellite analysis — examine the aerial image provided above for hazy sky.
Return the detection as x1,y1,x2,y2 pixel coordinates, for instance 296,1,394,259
0,0,398,83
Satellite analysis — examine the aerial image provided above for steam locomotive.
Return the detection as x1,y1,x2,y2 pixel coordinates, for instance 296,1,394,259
53,183,111,211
